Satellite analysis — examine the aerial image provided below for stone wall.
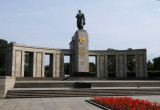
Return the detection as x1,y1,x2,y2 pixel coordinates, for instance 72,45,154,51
0,76,15,98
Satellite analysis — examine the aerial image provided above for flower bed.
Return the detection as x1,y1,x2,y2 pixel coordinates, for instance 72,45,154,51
90,97,160,110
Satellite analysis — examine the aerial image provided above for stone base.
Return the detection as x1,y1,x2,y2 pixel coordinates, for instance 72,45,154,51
73,72,91,77
0,76,15,99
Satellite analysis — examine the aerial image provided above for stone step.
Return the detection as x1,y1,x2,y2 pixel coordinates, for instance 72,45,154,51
14,81,160,88
16,77,64,81
6,88,160,99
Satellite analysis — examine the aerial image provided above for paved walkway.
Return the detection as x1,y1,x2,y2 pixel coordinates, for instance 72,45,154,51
1,96,160,110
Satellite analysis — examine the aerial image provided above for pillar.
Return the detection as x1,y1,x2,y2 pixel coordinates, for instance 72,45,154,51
96,55,100,78
136,54,147,78
55,54,61,77
144,54,148,78
99,55,105,78
41,53,45,77
124,55,127,78
32,52,36,77
105,55,108,78
53,54,56,77
116,55,119,78
36,53,43,77
116,55,126,78
21,51,25,77
15,51,22,77
61,54,64,77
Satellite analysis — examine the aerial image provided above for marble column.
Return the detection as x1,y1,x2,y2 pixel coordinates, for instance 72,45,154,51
61,54,64,77
21,51,25,77
96,55,100,78
116,55,119,78
15,51,22,77
124,55,127,78
135,54,139,78
32,52,36,77
41,53,45,77
105,55,108,78
144,54,148,78
99,55,105,78
53,54,56,77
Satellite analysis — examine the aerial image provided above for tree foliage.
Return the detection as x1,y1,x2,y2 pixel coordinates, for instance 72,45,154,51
152,57,160,70
0,39,8,69
64,63,70,75
147,60,153,71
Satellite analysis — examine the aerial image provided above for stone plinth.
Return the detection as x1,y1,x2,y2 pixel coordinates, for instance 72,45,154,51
0,76,15,98
70,30,89,76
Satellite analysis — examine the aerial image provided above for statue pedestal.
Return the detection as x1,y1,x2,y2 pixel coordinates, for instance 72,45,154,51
70,30,89,76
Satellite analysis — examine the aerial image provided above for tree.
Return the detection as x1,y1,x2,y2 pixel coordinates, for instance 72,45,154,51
0,39,8,76
64,63,70,75
89,62,96,73
0,39,8,69
152,57,160,70
108,55,116,72
147,60,153,71
127,55,135,72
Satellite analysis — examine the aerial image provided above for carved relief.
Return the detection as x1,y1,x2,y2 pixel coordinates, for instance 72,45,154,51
37,53,41,59
57,55,60,59
100,56,104,61
79,47,86,57
17,51,21,56
80,37,85,44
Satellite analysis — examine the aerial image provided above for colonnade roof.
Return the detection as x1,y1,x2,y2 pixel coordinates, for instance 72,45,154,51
7,43,146,56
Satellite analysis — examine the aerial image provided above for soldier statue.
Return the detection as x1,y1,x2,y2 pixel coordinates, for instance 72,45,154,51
76,10,85,30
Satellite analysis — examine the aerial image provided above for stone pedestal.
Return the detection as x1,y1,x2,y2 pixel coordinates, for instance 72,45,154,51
70,30,89,76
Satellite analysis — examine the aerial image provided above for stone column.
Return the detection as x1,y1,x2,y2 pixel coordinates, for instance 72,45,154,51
53,54,56,77
61,54,64,77
124,55,127,78
116,55,126,78
99,55,105,78
36,53,43,77
116,55,119,78
32,52,36,77
136,54,147,78
11,49,16,77
96,55,100,78
135,54,139,78
105,55,108,78
15,51,22,77
144,54,148,78
21,51,25,77
55,54,61,77
41,53,45,77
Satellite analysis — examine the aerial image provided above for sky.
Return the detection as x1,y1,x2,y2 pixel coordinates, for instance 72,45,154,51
0,0,160,63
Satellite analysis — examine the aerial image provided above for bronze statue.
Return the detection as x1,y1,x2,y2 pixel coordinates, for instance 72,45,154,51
76,10,85,30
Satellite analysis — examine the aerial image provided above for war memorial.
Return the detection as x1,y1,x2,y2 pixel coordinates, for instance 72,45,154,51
5,10,147,79
1,10,160,103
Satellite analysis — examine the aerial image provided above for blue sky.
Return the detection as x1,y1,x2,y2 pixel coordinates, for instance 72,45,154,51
0,0,160,63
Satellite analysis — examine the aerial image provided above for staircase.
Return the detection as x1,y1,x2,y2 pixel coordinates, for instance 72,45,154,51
5,78,160,99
